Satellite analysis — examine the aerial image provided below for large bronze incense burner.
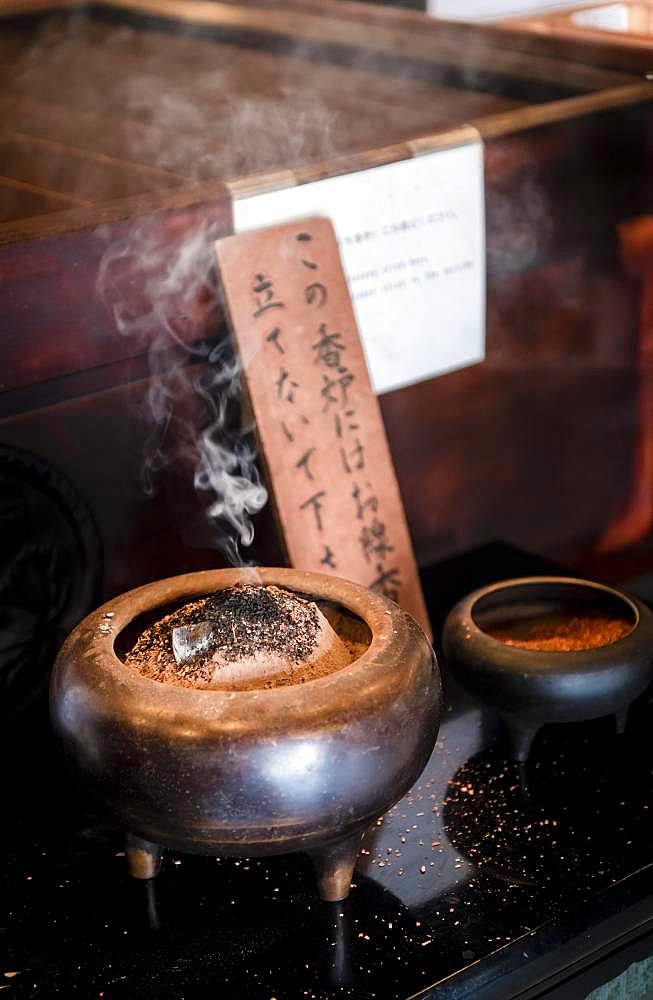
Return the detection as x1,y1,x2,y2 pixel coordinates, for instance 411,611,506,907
51,568,439,901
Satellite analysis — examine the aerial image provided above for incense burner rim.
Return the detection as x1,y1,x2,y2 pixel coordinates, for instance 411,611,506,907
58,567,427,717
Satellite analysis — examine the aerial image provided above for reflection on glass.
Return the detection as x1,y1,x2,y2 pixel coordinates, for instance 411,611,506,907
572,3,653,34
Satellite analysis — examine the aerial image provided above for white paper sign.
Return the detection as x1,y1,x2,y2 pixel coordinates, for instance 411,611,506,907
233,141,486,395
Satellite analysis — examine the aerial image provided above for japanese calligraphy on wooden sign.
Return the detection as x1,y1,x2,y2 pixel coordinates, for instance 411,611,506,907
215,217,430,636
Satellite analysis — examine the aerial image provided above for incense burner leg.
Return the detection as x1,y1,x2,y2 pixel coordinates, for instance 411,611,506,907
503,716,538,764
126,833,163,880
615,705,630,736
309,831,364,902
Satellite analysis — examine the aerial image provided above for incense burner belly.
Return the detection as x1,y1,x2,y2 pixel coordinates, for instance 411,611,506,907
51,568,439,901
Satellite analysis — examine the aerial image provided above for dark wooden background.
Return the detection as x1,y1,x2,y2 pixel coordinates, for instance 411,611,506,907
1,1,652,602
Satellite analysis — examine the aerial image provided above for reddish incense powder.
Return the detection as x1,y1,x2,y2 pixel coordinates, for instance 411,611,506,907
485,610,632,652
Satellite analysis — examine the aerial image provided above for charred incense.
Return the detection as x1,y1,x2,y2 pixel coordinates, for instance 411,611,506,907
171,585,321,667
125,584,360,690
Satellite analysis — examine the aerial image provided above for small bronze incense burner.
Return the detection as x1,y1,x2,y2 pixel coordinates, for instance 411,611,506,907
51,568,439,901
443,576,653,762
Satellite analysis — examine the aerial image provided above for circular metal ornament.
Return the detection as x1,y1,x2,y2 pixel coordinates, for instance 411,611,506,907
0,444,103,721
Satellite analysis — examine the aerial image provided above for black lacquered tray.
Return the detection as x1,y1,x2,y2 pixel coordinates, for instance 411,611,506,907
2,543,653,999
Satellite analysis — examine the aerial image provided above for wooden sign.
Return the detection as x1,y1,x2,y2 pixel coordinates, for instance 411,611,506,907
215,218,430,636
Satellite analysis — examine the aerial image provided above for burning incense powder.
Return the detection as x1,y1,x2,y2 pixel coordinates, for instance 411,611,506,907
125,584,364,690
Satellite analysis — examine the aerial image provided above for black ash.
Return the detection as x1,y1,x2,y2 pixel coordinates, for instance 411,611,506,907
125,584,321,686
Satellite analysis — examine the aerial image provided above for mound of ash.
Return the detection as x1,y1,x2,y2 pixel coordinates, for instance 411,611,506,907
125,584,365,690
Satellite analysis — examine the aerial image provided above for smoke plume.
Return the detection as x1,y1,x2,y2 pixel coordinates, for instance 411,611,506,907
96,214,268,566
